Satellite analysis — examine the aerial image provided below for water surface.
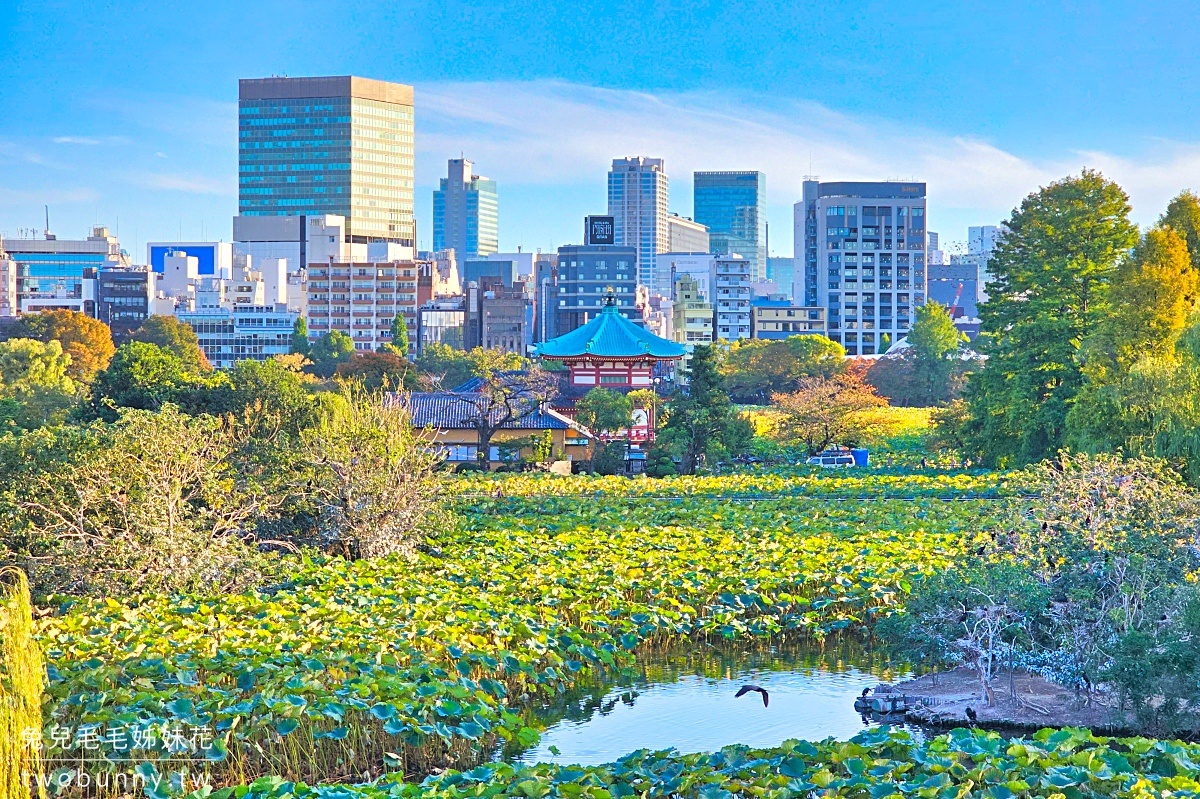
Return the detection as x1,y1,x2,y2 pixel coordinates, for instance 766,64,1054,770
510,640,921,766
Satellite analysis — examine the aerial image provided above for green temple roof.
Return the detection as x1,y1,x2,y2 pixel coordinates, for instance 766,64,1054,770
536,295,687,360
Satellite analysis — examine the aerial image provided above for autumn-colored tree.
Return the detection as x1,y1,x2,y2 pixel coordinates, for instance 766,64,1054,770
1160,190,1200,272
772,368,887,455
131,315,211,372
334,350,416,391
20,309,115,382
722,335,846,403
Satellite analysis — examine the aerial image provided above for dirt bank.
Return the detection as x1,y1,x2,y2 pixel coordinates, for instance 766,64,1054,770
882,668,1132,733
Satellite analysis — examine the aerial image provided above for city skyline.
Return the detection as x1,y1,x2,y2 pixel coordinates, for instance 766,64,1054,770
3,3,1199,256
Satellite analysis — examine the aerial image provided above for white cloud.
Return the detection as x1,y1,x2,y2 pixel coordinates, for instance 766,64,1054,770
0,186,100,208
130,172,230,195
53,136,102,145
416,79,1200,236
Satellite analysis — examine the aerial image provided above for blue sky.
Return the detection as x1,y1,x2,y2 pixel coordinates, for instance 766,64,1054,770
2,1,1198,258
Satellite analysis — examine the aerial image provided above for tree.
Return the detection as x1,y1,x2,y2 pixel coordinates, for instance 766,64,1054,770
447,366,559,465
297,386,444,559
963,170,1138,466
907,301,967,404
0,339,78,429
334,350,415,391
1160,190,1200,272
1067,226,1200,455
131,315,211,372
575,388,632,435
87,342,226,420
20,309,115,382
659,345,734,474
722,335,846,403
308,330,355,378
387,313,410,358
209,357,317,435
0,405,272,597
772,369,887,455
415,344,526,391
290,317,310,356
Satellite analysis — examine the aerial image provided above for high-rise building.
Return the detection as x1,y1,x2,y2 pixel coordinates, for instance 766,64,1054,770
694,171,767,283
766,256,796,298
794,180,927,356
608,157,669,293
714,254,752,341
238,76,415,248
666,214,709,254
555,244,640,335
927,231,944,265
968,224,1003,301
433,159,499,259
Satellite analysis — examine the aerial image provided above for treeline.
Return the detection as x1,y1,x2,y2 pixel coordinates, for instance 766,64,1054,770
954,174,1200,477
0,313,464,600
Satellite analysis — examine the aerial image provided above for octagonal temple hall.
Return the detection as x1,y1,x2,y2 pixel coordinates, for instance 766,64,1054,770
535,291,686,442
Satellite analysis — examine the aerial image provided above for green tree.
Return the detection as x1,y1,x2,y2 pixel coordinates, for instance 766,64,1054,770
131,315,211,372
907,301,967,404
308,330,356,379
0,339,78,429
19,309,115,382
1068,226,1199,455
722,335,846,403
1160,190,1200,272
659,345,733,474
209,357,317,434
575,387,632,435
87,342,225,419
963,170,1138,466
387,313,410,358
414,344,526,390
290,317,310,356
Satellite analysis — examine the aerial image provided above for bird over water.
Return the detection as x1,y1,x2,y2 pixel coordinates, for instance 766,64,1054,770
735,685,769,707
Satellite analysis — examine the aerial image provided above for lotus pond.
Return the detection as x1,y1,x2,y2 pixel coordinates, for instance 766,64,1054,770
37,469,1030,791
505,640,920,766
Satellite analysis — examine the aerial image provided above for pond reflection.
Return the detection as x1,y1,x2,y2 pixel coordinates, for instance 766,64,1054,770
507,638,925,766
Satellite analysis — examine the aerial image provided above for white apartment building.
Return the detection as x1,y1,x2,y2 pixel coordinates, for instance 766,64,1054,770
715,254,751,340
305,261,420,351
793,180,928,356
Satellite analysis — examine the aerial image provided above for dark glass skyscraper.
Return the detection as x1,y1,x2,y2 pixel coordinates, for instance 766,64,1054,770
693,171,766,282
238,76,415,246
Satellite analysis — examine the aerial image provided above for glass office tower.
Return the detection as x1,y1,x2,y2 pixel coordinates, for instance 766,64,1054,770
239,76,415,246
433,159,499,258
693,171,766,282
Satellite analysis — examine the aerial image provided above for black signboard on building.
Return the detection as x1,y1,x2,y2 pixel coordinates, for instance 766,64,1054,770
585,215,615,245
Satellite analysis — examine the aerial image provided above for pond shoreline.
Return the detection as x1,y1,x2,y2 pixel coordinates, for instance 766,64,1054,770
886,667,1138,735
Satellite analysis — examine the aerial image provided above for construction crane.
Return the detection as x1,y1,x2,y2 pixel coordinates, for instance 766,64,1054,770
950,281,965,319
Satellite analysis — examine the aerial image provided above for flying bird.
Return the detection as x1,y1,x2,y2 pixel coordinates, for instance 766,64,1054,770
735,685,769,707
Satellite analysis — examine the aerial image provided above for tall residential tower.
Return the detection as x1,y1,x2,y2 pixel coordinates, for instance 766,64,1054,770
608,157,669,295
793,180,927,356
694,171,766,283
433,158,498,259
238,75,415,247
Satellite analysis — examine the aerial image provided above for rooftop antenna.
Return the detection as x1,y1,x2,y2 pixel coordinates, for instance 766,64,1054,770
44,205,55,240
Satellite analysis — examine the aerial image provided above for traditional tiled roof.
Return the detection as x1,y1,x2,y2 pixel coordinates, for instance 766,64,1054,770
399,391,579,431
535,296,686,360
